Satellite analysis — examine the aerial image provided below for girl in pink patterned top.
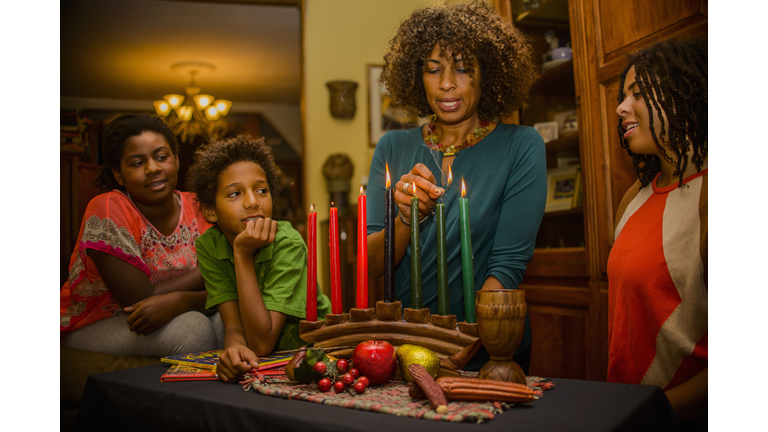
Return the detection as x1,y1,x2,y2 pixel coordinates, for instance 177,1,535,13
60,114,221,357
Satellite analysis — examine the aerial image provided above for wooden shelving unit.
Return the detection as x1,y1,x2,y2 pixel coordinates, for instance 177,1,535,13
509,0,594,380
515,0,570,24
515,0,583,261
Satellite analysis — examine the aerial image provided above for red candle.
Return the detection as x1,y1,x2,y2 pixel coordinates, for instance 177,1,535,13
306,205,317,321
357,186,368,309
329,203,342,314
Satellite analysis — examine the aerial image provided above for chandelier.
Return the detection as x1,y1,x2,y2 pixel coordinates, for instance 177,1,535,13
153,62,232,143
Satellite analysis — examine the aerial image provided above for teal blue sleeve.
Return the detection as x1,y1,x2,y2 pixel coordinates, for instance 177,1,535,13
485,127,547,290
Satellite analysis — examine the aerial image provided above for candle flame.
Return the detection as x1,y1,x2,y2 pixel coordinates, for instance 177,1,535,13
447,166,453,187
385,162,391,188
310,203,315,212
331,202,335,207
360,185,364,195
461,177,466,198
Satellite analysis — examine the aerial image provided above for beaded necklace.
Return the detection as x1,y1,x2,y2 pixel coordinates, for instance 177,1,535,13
424,115,491,156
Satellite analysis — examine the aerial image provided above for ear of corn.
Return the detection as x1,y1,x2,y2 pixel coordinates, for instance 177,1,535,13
436,377,539,404
408,364,449,413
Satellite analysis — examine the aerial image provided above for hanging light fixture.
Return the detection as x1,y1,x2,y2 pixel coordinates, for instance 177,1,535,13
154,61,232,143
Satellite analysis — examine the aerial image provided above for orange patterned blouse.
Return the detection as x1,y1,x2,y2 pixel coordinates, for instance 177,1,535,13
60,190,212,336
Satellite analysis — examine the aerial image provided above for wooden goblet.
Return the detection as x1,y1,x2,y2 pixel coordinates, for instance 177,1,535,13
476,289,527,384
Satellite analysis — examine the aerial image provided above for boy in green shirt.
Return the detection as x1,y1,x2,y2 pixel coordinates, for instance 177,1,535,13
187,135,331,382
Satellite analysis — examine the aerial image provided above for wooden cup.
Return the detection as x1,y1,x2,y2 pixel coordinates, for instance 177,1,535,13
476,289,527,384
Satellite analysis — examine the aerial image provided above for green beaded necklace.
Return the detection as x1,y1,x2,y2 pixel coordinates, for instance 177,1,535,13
424,115,491,156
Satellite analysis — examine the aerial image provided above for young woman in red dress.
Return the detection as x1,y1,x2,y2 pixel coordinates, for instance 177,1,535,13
610,38,708,430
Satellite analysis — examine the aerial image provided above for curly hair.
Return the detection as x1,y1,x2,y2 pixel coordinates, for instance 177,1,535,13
617,37,708,188
93,114,179,193
186,134,282,213
380,0,538,119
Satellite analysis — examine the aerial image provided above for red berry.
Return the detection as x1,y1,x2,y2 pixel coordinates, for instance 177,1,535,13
354,381,366,394
341,372,355,386
312,361,327,375
357,376,370,387
336,359,349,373
349,368,359,379
333,381,346,393
317,378,332,392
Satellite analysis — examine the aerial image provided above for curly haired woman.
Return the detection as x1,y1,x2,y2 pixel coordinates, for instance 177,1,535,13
366,0,546,373
610,37,708,429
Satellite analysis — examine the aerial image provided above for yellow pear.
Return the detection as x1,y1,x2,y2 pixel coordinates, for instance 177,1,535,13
396,344,440,382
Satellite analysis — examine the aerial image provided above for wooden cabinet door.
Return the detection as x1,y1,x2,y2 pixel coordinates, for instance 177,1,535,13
571,0,708,276
570,0,707,379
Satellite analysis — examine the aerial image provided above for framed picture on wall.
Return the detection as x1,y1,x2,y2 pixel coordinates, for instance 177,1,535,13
545,166,581,213
367,64,423,147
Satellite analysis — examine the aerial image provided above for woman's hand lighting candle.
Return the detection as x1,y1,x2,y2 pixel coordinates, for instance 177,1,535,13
357,186,368,309
384,163,395,303
306,204,317,321
410,182,422,309
329,203,342,314
459,177,476,323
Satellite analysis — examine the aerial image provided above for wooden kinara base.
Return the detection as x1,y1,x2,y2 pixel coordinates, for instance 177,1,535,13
300,300,482,378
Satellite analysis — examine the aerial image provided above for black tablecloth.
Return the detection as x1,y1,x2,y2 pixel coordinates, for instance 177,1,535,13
74,364,678,432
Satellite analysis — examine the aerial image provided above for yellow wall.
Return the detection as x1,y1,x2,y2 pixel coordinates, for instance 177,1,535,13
303,0,452,291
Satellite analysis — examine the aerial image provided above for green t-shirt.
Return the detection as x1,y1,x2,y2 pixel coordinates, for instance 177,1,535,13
196,220,332,351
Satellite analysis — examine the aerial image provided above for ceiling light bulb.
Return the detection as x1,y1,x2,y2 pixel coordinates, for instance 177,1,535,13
193,94,214,110
205,106,221,121
153,101,170,116
177,106,194,121
163,94,185,109
213,100,232,116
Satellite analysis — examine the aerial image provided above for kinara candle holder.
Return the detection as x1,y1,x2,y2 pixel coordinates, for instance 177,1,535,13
300,300,481,379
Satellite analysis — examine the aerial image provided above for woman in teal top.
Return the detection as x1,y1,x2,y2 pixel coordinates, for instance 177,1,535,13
366,1,545,372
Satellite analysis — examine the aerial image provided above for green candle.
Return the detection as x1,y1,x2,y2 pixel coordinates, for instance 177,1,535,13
410,184,422,309
459,178,476,323
436,203,449,315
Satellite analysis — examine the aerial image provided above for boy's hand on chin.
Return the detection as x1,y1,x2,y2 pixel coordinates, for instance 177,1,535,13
233,217,279,256
218,344,260,382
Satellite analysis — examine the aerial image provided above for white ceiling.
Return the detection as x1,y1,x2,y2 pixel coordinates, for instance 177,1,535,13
60,0,301,104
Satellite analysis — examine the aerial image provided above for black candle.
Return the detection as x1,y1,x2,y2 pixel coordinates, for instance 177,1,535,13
384,163,395,302
410,183,422,309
